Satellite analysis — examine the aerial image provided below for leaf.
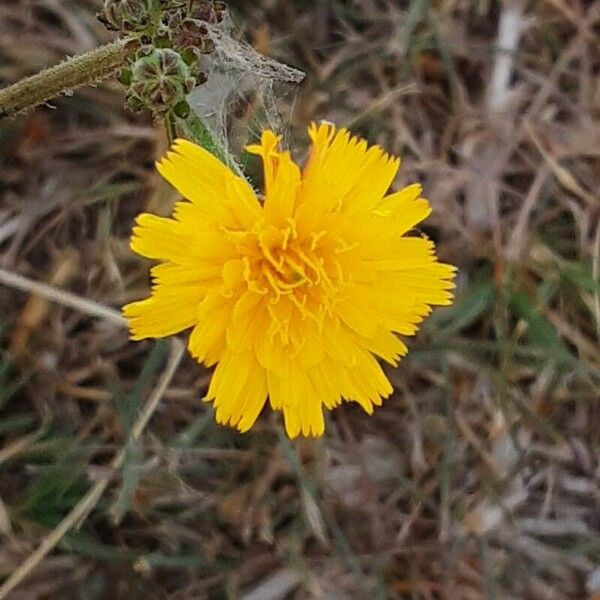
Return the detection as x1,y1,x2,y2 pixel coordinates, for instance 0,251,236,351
560,260,600,294
180,112,228,164
509,290,572,362
107,341,169,524
114,340,169,432
429,280,495,336
110,439,143,526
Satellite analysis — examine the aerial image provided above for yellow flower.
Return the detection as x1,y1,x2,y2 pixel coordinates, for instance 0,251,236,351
123,123,456,438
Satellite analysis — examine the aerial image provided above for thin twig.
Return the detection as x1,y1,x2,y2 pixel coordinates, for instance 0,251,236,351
0,338,185,599
593,223,600,339
0,266,126,327
487,0,526,115
0,418,49,466
505,165,550,262
542,0,597,43
525,121,598,208
455,411,507,480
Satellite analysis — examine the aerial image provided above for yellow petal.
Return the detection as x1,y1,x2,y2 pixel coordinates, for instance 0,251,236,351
270,367,324,438
226,291,267,351
157,138,259,228
264,151,300,225
335,297,380,339
343,349,393,413
150,262,220,290
188,290,233,366
206,351,268,431
374,184,432,235
246,130,301,225
130,213,189,262
307,361,343,410
357,327,408,367
245,129,281,196
123,287,202,340
300,122,400,214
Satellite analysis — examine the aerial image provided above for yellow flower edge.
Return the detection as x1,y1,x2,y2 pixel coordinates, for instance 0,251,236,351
123,123,456,438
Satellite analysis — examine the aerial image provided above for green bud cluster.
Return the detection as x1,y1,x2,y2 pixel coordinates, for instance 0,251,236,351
125,48,195,116
98,0,152,33
98,0,228,119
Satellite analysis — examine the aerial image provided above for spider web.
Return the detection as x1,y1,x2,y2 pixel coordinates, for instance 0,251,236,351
187,15,305,156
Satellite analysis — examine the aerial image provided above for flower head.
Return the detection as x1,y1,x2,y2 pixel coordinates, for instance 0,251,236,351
123,123,456,438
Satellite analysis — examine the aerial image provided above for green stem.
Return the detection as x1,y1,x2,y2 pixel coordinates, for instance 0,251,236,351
0,38,138,119
164,112,177,145
179,112,244,177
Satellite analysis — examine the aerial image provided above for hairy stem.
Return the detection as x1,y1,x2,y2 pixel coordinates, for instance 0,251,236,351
0,38,138,118
165,112,177,145
179,111,244,177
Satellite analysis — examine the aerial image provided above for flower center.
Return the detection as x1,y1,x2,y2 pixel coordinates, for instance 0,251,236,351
256,219,326,300
228,217,343,332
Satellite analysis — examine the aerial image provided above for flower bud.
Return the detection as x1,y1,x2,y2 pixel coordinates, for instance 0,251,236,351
171,19,209,51
99,0,151,33
188,0,227,24
126,48,196,116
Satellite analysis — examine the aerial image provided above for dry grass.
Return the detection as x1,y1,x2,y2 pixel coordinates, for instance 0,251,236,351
1,0,599,598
